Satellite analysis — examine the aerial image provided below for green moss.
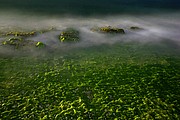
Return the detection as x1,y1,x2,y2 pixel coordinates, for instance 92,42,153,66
1,37,39,49
36,42,45,48
130,26,142,30
1,38,23,48
1,38,45,49
39,27,56,34
5,31,36,37
59,28,80,42
91,26,125,34
0,34,180,120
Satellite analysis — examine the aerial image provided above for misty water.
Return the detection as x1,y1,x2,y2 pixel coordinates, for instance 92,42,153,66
0,11,180,56
0,0,180,119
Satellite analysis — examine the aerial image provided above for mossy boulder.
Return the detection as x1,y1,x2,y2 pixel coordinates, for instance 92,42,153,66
59,28,80,42
91,26,125,34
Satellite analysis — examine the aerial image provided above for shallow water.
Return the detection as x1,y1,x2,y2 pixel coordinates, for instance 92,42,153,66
0,2,180,119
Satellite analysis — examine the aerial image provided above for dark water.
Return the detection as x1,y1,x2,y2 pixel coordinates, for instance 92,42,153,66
0,0,180,15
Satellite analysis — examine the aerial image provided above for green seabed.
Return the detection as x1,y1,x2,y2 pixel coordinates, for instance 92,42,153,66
0,41,180,119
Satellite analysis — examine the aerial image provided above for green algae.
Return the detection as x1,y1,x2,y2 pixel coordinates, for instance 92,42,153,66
91,26,125,34
59,28,80,42
0,42,179,119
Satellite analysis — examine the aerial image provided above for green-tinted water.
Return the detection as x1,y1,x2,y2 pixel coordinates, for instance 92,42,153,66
0,41,180,119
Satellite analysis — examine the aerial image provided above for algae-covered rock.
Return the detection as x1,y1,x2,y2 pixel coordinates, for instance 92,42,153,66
0,27,57,38
5,31,36,37
130,26,142,30
2,37,25,49
91,26,125,34
2,38,23,48
36,42,45,48
59,28,80,42
1,37,45,49
39,27,56,34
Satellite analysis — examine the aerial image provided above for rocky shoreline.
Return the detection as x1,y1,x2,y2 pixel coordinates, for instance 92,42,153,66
0,26,143,49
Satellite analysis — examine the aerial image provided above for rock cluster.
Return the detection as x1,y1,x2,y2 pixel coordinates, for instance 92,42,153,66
2,37,45,49
1,26,143,48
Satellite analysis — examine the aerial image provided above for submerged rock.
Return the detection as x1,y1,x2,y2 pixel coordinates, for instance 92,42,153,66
59,28,80,42
91,26,125,34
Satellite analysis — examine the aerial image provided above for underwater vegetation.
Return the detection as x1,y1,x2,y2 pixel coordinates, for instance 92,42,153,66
0,42,180,119
0,24,179,119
